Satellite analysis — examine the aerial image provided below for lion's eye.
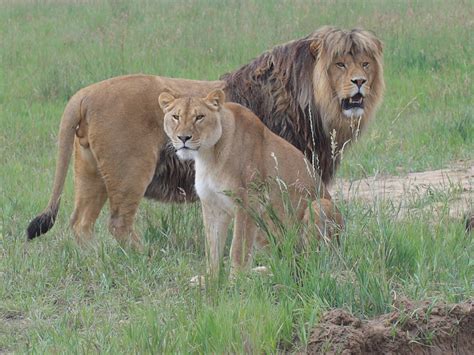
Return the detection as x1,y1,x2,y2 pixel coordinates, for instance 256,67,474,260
172,114,179,121
362,62,370,68
336,62,345,69
195,114,205,121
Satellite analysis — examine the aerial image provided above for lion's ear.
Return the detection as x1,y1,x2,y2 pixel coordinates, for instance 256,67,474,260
204,89,225,111
374,38,384,54
309,39,321,58
158,92,176,112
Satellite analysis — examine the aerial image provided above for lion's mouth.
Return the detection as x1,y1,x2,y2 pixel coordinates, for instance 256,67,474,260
341,93,364,110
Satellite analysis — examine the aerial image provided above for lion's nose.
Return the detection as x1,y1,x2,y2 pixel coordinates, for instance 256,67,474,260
351,78,366,88
178,135,192,143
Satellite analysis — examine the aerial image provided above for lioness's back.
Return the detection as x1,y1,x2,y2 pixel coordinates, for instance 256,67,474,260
224,102,320,195
224,102,267,136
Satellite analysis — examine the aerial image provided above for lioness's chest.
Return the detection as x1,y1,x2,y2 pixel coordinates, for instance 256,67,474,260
195,171,235,213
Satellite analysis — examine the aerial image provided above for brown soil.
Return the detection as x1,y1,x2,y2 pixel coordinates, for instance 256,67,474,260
307,299,473,354
331,161,473,220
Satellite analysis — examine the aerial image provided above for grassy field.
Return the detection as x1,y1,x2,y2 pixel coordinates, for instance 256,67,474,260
1,0,473,352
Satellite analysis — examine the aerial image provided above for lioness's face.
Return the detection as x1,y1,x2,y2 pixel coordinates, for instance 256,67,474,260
159,90,225,161
328,53,377,118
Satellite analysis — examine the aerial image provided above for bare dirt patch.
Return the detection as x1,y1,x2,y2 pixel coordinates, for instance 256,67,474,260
331,161,473,219
307,299,473,354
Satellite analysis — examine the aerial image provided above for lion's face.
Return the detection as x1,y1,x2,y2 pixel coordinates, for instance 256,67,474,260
311,27,384,123
159,90,225,161
328,53,377,118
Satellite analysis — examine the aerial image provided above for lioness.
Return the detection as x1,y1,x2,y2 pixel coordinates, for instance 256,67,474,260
159,90,343,277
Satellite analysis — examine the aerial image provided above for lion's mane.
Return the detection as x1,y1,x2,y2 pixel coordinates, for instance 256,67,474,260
221,26,384,184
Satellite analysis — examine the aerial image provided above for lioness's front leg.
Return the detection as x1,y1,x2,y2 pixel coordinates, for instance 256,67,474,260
230,207,258,276
201,201,232,277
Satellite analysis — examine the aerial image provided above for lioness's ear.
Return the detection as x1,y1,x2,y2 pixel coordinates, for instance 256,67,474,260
158,92,176,113
204,89,225,111
309,39,321,58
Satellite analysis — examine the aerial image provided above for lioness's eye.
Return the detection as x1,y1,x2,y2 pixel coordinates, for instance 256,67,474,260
172,114,179,121
336,62,345,68
362,62,370,68
195,114,205,121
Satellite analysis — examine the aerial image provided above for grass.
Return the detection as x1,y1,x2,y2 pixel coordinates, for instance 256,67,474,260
1,0,473,352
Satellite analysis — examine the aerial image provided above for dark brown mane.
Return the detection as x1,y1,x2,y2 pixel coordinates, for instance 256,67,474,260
221,33,334,182
145,142,196,202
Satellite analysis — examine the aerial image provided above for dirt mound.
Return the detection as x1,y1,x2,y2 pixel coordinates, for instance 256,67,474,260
307,300,473,354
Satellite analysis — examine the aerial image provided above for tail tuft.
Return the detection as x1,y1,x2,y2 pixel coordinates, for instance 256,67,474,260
26,207,58,240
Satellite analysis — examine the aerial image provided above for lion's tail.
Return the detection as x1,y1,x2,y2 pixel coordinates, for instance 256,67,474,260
27,93,85,240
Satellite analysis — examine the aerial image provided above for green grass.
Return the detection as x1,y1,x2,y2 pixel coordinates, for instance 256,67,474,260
1,0,473,352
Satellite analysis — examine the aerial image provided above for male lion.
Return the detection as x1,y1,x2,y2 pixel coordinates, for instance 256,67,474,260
159,89,343,277
27,26,383,248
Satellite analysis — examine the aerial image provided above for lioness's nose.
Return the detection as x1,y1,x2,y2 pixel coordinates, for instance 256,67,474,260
178,135,192,143
351,78,366,88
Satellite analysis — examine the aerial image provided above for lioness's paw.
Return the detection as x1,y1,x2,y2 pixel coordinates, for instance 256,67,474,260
252,266,273,276
190,275,206,288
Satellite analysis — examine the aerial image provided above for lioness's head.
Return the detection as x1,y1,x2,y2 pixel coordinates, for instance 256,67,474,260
159,89,226,160
310,26,384,119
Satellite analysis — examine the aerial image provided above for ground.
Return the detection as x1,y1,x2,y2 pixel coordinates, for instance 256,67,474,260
322,163,474,353
307,299,473,354
332,160,473,221
1,0,472,352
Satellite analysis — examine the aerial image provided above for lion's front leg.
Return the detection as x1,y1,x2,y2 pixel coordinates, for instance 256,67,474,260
201,201,232,278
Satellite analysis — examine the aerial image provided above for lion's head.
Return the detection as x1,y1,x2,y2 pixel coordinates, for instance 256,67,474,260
310,26,384,124
159,89,226,161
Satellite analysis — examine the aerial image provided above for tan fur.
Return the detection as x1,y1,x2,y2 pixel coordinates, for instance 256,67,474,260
160,90,343,277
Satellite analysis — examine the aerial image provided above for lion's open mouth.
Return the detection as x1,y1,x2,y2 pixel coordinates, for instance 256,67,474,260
341,93,364,110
